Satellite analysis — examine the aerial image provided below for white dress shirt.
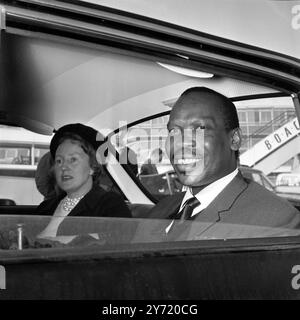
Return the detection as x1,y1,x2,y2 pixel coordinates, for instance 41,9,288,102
180,168,239,217
165,168,238,233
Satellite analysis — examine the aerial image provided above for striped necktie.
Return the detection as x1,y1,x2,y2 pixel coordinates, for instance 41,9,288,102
178,197,201,221
166,197,201,235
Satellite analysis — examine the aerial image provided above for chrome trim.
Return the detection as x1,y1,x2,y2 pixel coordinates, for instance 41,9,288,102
0,5,5,30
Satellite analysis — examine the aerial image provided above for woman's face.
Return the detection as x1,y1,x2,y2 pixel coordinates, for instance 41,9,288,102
54,139,93,197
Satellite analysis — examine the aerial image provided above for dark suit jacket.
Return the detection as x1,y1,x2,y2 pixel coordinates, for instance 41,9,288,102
35,185,132,238
133,172,300,242
35,184,131,218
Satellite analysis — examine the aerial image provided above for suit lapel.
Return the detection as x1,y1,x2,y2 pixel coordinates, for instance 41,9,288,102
142,192,184,241
166,193,184,218
194,172,248,223
146,173,249,242
185,173,249,241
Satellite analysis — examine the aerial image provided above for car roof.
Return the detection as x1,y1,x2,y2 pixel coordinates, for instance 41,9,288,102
82,0,300,58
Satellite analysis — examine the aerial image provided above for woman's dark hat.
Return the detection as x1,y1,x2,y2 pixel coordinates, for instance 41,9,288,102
50,123,104,158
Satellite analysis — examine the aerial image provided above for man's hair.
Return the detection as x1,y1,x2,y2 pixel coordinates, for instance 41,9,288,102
178,86,240,159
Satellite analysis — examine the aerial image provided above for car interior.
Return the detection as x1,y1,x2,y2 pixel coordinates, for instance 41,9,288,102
0,1,299,228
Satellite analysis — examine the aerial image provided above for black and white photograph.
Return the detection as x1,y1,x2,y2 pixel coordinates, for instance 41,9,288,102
0,0,300,306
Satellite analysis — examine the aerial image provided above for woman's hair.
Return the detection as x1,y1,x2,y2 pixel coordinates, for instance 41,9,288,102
55,132,102,185
35,152,63,199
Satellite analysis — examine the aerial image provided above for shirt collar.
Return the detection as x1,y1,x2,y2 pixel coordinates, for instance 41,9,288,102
180,168,239,212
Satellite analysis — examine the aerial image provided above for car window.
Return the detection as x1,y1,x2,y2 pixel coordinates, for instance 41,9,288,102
0,126,50,205
277,174,300,186
1,0,300,302
0,124,125,204
0,1,299,250
111,114,184,200
110,96,300,203
1,215,299,251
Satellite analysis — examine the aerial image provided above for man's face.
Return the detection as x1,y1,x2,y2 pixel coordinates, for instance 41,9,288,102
165,92,239,192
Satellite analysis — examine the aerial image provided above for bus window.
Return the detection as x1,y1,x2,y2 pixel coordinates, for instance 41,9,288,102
34,147,49,165
0,125,51,205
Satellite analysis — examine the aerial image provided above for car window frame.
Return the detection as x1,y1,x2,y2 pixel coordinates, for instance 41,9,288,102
0,0,300,251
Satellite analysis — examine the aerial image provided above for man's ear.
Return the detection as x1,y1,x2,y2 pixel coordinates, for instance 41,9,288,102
230,128,241,151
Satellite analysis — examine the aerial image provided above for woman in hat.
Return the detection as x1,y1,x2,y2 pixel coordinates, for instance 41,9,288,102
36,123,131,238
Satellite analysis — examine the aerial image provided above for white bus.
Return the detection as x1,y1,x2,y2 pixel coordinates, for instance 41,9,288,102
0,125,52,205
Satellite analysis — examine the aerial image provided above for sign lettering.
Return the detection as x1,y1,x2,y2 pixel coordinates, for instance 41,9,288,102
263,118,299,152
240,118,300,167
0,265,5,289
292,5,300,30
291,265,300,290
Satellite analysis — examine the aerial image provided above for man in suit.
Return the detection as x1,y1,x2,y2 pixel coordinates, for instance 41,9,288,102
134,87,300,242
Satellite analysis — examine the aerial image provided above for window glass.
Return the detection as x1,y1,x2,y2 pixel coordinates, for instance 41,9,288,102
236,97,299,204
0,1,300,302
238,111,247,123
34,147,48,165
113,96,299,207
0,126,50,205
1,215,300,252
1,30,193,205
261,111,272,123
0,146,31,164
246,111,254,123
254,111,260,123
0,14,299,251
111,115,183,200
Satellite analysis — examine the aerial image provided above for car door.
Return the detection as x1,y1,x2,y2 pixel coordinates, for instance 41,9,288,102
0,0,300,300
